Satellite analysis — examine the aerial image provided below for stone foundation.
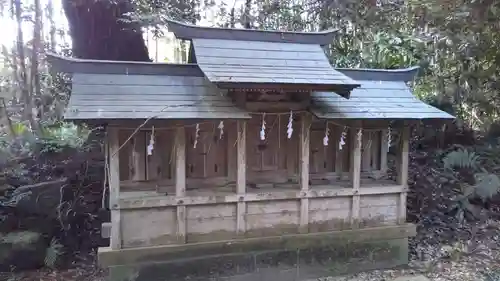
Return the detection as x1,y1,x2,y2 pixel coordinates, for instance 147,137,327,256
100,224,415,281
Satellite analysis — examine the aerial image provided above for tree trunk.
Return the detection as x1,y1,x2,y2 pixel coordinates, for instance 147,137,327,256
30,0,42,130
47,0,57,51
62,0,150,61
13,0,38,131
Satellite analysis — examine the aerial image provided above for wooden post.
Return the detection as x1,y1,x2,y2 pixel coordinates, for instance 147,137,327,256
131,132,146,181
146,131,161,180
335,126,344,180
286,117,297,179
380,129,389,175
227,121,237,182
236,120,247,235
350,123,362,228
299,113,311,233
361,131,372,171
371,131,381,170
107,127,121,249
175,126,187,243
397,126,410,224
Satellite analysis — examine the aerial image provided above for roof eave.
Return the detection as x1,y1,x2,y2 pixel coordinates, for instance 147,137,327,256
46,52,204,76
166,19,338,45
310,110,456,121
215,82,360,98
336,66,420,82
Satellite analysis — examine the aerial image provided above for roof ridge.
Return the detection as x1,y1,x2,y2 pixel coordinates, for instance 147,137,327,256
337,66,420,82
166,19,338,45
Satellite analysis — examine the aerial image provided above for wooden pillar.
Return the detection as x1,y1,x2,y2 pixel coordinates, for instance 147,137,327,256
350,124,362,228
227,121,237,182
131,132,146,181
107,127,121,249
335,126,344,180
380,129,389,175
175,126,187,243
397,126,410,224
361,131,372,171
371,131,381,171
236,120,247,235
146,130,161,180
286,118,297,179
299,113,311,233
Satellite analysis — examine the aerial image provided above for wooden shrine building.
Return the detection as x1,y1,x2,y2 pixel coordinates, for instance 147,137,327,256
48,20,454,281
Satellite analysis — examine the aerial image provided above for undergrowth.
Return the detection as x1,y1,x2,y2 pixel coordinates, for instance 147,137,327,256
442,145,500,221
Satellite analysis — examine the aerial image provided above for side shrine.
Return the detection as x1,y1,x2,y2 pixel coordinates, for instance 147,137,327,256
48,20,454,281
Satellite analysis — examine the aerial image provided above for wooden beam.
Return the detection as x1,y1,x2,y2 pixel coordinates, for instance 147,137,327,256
299,113,311,233
166,18,338,45
175,126,187,243
107,127,121,249
350,124,362,228
244,101,310,112
118,185,407,209
236,120,247,235
397,126,410,224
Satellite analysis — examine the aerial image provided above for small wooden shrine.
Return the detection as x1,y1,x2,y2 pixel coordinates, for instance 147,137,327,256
48,20,454,281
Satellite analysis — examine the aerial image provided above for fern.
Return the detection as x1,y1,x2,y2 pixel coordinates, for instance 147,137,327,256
44,238,64,269
485,268,500,281
443,148,480,171
474,173,500,202
443,147,500,221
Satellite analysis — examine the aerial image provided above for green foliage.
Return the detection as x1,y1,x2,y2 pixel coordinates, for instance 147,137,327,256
38,122,91,152
443,148,500,220
443,148,479,171
0,231,40,246
0,121,91,158
44,238,64,269
474,173,500,202
485,269,500,281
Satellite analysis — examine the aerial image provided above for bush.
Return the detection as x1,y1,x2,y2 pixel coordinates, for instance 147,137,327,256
442,147,500,221
0,121,105,270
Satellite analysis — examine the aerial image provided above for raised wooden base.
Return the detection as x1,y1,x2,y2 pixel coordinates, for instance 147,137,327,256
100,224,414,281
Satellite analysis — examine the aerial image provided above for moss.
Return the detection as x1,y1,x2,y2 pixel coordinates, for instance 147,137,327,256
109,266,139,281
99,224,415,268
0,231,41,247
104,238,409,281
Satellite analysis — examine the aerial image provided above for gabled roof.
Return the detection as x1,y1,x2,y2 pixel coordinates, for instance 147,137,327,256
167,20,360,97
47,54,250,120
310,67,455,120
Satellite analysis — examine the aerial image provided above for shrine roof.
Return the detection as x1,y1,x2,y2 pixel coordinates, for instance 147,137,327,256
310,67,455,120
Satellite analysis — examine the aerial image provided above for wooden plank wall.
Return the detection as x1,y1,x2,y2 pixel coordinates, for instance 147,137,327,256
309,121,388,178
111,118,411,249
118,193,403,248
116,118,391,189
118,129,174,182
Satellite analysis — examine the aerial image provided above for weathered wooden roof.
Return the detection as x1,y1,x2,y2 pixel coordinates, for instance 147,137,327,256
47,54,251,120
166,19,338,45
168,20,360,97
310,67,455,120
